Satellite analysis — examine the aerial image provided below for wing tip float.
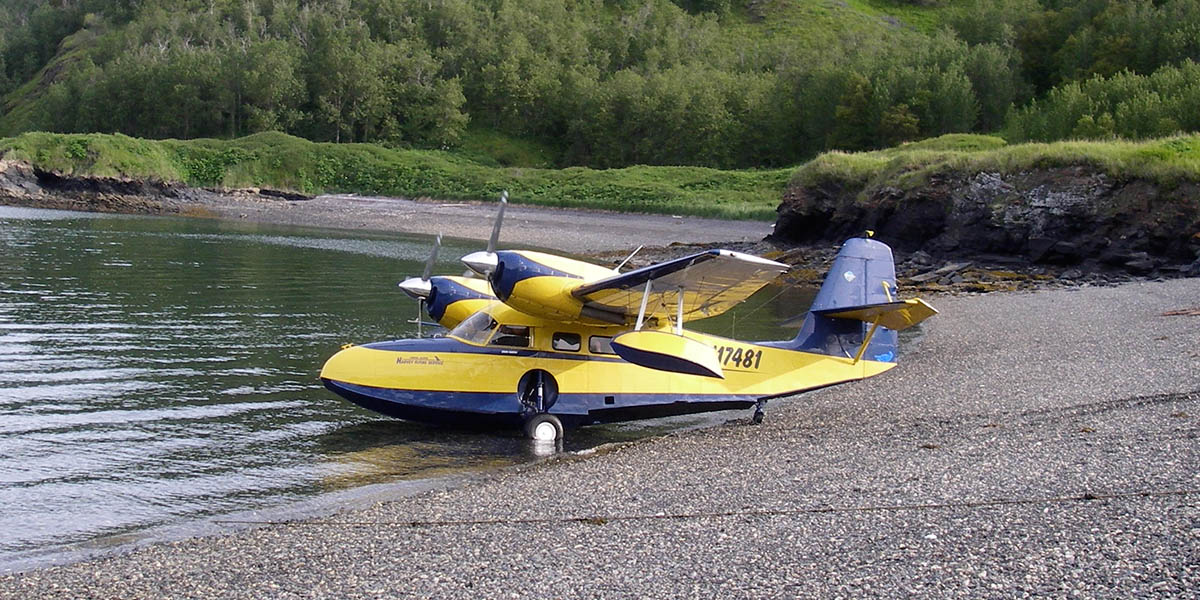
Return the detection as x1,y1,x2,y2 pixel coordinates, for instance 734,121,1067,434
611,330,724,379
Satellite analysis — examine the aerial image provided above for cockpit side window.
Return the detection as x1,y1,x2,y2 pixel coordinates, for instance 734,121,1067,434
449,311,498,345
491,324,531,348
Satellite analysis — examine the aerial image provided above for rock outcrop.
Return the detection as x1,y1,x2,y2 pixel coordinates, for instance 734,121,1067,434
0,160,211,214
772,166,1200,278
0,160,310,215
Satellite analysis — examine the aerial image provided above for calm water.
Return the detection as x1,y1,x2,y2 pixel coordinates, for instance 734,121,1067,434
0,206,809,572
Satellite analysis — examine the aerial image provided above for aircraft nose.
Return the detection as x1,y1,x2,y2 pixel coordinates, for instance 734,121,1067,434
319,344,395,388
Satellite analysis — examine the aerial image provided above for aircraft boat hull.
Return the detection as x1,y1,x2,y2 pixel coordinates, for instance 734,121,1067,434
319,335,889,431
323,377,758,429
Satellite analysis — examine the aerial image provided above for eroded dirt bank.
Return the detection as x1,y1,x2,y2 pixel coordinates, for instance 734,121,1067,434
773,166,1200,281
0,159,205,214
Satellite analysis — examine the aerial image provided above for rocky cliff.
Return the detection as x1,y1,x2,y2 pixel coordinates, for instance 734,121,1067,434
772,166,1200,278
0,160,208,214
0,160,312,216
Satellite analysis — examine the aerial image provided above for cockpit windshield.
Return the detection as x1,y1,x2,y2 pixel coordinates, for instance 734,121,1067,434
448,311,498,345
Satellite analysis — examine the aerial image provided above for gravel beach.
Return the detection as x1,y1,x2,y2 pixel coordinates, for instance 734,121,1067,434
2,276,1196,598
195,193,775,253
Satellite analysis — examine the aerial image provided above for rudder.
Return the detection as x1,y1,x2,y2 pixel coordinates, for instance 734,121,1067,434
769,237,900,361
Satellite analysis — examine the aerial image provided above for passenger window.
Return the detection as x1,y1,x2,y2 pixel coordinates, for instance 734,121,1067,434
552,332,581,352
589,336,615,355
491,324,531,348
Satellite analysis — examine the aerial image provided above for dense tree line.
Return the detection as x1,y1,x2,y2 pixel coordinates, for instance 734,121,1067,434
1005,60,1200,141
1,0,1199,168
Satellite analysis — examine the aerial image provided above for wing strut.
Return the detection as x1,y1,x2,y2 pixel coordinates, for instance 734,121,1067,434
634,279,652,331
615,245,644,272
852,318,882,365
416,297,424,338
674,287,684,335
851,276,894,362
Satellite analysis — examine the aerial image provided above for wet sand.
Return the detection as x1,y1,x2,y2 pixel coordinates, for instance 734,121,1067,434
2,277,1196,598
195,193,775,253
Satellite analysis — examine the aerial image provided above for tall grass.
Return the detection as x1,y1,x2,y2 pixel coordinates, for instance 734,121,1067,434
792,133,1200,197
0,131,788,220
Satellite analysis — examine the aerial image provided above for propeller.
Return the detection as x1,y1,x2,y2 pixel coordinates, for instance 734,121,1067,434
398,233,442,299
461,190,507,276
398,234,442,337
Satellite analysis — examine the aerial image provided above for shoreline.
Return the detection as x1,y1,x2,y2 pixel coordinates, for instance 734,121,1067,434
188,192,776,254
4,190,1184,296
2,278,1196,596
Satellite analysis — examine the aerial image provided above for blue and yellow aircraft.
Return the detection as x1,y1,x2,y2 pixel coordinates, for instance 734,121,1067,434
320,195,937,441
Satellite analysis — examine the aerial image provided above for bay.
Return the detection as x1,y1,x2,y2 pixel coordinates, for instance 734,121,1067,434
0,205,806,573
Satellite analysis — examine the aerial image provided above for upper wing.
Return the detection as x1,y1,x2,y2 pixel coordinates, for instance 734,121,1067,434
571,249,788,323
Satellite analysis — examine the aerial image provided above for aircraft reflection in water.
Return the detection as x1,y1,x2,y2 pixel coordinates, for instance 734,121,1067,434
321,192,937,442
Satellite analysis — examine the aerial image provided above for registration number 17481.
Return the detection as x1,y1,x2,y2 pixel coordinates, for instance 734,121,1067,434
714,346,763,369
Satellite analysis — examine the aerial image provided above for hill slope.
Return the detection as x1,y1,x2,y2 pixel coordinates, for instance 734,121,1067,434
0,131,788,220
1,1,1196,170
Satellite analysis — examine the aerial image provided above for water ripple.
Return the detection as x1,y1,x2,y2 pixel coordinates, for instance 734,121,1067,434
0,206,796,573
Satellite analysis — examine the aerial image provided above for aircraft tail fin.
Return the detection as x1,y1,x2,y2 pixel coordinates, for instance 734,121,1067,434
766,237,923,363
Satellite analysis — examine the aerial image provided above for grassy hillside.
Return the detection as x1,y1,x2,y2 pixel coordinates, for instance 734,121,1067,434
4,1,1197,173
6,130,1199,225
791,133,1200,196
0,131,788,220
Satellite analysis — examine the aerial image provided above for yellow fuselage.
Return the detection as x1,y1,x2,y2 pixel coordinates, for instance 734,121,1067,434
320,303,894,428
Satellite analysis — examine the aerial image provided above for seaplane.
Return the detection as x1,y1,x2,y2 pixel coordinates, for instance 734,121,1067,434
320,192,937,441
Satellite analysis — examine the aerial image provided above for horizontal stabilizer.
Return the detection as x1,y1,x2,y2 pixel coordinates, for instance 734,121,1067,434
818,298,938,331
611,330,724,379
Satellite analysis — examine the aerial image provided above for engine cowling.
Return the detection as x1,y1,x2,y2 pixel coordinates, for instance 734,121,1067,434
489,250,623,325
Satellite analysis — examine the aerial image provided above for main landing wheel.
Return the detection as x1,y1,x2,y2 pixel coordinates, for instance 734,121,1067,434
524,413,564,442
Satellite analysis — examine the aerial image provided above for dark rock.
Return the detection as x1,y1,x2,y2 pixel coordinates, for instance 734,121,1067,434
934,261,972,275
909,250,933,266
773,166,1200,279
0,160,318,217
909,271,941,283
972,253,1028,267
1124,257,1158,275
1049,241,1084,263
1027,237,1056,262
1099,249,1135,266
1183,259,1200,277
258,189,312,202
1029,238,1087,265
1061,269,1084,280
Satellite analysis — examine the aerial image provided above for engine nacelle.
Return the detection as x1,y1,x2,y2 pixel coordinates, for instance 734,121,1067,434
426,276,496,329
489,251,624,325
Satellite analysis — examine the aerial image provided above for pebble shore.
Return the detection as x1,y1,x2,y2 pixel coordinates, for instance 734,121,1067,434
2,279,1196,598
